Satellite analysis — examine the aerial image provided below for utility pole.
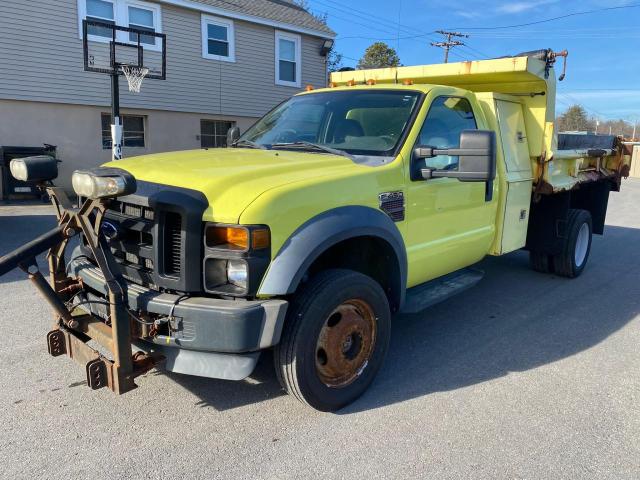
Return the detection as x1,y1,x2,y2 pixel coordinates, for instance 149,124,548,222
431,30,468,63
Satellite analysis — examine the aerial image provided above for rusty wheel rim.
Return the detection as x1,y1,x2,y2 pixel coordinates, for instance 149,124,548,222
315,299,377,388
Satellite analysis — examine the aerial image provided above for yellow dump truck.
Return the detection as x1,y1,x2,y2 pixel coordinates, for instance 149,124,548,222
1,50,633,411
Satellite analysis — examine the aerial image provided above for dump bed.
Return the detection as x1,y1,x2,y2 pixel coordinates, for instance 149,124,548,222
330,55,632,193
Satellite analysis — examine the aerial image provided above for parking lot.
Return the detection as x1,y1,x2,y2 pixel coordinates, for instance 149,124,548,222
0,180,638,479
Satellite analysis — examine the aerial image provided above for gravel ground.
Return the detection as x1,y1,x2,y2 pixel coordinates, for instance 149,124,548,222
0,180,639,479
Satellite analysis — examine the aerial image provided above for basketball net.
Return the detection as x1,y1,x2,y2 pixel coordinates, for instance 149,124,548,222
121,65,149,93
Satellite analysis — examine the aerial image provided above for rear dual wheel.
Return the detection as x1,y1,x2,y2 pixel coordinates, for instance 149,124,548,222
529,208,593,278
274,269,391,412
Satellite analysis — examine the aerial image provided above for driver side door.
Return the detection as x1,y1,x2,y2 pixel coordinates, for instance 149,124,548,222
405,94,497,287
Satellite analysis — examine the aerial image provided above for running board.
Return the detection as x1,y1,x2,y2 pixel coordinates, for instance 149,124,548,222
401,268,484,314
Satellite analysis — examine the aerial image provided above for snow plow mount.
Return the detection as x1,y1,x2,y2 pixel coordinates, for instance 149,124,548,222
0,185,163,394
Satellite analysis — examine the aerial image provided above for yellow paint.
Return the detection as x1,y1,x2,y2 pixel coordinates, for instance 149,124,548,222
104,55,629,293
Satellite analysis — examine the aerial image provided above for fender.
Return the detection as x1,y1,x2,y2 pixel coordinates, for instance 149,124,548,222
258,206,407,307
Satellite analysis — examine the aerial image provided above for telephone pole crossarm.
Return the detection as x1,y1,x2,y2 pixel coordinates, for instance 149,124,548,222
431,30,469,63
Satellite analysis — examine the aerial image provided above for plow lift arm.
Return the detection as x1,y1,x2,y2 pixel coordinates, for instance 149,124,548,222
0,157,162,393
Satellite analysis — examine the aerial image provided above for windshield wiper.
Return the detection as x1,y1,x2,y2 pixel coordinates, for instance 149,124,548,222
233,139,267,150
270,141,353,159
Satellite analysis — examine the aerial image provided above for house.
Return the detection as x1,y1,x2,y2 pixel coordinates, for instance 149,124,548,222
0,0,335,193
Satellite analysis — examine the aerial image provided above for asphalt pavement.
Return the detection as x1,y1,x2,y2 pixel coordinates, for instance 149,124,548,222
0,181,639,479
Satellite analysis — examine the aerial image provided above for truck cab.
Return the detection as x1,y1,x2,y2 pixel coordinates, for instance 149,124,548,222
2,51,633,411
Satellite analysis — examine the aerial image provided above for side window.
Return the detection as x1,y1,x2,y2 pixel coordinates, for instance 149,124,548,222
417,96,477,170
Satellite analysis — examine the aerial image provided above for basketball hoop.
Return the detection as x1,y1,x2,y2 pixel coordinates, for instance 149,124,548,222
121,65,149,93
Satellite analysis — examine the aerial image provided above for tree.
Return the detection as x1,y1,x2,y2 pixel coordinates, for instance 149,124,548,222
357,42,401,70
326,48,343,73
556,105,593,132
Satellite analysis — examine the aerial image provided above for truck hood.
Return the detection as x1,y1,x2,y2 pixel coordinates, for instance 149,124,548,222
104,148,360,223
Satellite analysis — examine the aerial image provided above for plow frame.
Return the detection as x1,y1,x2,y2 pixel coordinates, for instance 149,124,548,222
2,187,161,394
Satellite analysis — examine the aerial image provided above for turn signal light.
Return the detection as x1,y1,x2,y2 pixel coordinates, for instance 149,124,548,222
206,226,249,250
305,84,314,91
205,225,270,251
251,228,270,250
366,79,377,85
402,79,414,85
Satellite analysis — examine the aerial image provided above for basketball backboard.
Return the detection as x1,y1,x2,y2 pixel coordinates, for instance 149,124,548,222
82,20,166,80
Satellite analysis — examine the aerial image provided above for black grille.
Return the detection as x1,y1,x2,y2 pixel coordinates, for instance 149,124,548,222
163,212,182,276
87,181,208,293
110,200,155,220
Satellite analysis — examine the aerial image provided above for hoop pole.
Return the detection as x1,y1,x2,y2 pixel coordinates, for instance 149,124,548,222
111,71,123,161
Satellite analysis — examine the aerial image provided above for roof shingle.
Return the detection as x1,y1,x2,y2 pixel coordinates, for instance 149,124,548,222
183,0,335,36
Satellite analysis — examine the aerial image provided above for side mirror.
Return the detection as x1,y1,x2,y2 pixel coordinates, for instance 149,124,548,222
414,130,496,182
227,126,241,147
9,155,59,183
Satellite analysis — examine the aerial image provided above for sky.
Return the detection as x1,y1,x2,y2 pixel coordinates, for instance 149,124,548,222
308,0,640,122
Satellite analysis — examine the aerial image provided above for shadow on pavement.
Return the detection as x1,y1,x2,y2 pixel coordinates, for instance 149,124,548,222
2,205,638,412
164,225,639,413
341,225,640,414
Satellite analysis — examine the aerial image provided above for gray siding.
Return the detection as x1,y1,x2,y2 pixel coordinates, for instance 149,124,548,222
0,0,328,118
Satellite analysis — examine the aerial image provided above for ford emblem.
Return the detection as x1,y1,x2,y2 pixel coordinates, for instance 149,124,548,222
101,221,120,241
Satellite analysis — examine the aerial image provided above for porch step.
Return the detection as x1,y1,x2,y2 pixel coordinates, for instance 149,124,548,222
401,268,484,314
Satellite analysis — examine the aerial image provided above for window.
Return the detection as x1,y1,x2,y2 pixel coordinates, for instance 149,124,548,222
417,96,477,170
241,90,421,156
86,0,115,38
275,31,301,87
101,114,146,148
79,0,161,49
200,120,235,148
127,5,156,45
201,15,235,62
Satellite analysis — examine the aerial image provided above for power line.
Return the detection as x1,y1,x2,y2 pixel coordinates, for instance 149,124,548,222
431,30,468,63
309,0,418,37
446,4,640,30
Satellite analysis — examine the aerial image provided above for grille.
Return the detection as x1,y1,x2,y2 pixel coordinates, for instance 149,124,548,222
163,212,182,276
110,200,155,220
379,191,405,222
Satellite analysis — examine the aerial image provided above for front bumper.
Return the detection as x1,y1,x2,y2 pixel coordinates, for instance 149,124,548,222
67,255,288,380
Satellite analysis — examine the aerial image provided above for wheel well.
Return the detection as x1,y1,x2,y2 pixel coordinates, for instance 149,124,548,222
303,236,403,312
526,180,612,254
569,180,611,235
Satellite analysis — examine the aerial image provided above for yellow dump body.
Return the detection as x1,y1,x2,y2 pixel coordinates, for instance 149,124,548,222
330,57,632,193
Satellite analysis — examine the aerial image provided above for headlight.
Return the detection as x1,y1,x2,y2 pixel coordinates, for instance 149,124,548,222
202,224,271,297
226,259,248,289
71,168,136,199
9,156,58,182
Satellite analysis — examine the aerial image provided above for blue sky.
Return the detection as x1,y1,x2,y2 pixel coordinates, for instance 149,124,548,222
308,0,640,121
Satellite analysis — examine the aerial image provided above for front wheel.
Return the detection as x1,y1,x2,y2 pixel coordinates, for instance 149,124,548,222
274,269,391,411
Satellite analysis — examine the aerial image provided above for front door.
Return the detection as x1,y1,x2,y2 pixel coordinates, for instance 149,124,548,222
405,94,497,287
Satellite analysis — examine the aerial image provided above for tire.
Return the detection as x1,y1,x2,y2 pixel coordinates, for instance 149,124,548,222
552,209,593,278
529,251,554,274
274,269,391,412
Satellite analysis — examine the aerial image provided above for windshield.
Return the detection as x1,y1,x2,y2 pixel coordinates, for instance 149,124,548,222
240,90,422,156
